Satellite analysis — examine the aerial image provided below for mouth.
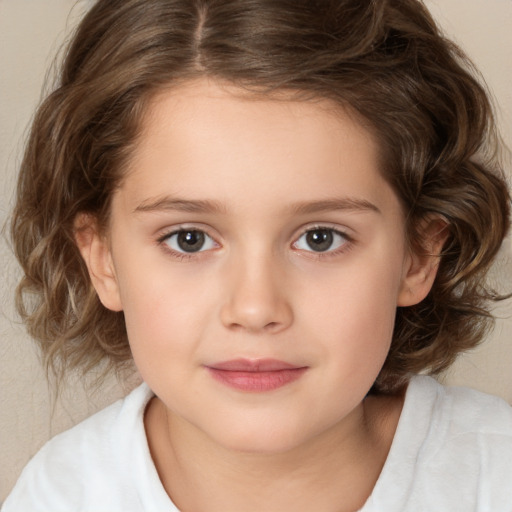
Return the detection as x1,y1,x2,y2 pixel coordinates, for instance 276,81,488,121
205,358,308,392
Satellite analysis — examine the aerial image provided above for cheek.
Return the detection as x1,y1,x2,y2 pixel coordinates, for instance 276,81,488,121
114,255,211,361
300,250,403,367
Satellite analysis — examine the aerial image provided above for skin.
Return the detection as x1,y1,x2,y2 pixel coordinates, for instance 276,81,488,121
77,79,444,511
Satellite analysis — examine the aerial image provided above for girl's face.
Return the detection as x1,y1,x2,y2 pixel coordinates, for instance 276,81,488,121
86,79,435,453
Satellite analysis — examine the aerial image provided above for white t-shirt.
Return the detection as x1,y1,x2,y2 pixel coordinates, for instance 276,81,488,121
3,375,512,511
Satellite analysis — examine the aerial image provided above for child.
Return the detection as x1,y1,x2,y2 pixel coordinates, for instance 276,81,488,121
3,0,512,510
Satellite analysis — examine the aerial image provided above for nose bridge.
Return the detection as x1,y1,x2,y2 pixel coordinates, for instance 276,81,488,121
220,243,293,333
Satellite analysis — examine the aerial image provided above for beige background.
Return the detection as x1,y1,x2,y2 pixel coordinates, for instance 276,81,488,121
1,0,511,501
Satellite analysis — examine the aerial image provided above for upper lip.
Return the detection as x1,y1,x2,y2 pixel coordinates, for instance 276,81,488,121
206,358,306,372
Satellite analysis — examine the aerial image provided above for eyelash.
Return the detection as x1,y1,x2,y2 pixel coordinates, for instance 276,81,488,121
156,225,354,261
292,226,354,260
156,226,218,261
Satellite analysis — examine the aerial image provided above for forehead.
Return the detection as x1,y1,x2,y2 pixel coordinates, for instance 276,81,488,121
116,78,396,217
133,78,378,159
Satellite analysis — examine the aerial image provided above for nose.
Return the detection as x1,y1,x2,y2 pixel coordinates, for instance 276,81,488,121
219,253,293,334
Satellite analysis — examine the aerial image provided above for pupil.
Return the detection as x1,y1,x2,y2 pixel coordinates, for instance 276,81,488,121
306,230,333,252
177,231,205,252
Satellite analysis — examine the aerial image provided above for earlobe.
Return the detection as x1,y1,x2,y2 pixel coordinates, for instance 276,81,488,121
397,217,449,307
74,213,123,312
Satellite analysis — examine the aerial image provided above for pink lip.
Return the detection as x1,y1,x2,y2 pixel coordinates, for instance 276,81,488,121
206,358,308,392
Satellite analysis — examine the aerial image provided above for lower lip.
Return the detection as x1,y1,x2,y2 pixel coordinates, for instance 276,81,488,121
206,367,307,392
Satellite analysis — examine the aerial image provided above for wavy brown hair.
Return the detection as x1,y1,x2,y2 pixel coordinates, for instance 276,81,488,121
11,0,510,391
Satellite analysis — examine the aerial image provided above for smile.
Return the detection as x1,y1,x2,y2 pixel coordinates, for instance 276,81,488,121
205,358,308,392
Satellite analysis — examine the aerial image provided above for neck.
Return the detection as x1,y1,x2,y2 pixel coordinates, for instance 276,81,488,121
145,393,403,512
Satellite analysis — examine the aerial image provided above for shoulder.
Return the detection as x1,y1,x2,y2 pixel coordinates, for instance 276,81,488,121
401,376,512,509
411,375,512,439
1,383,167,512
403,375,512,470
365,376,512,511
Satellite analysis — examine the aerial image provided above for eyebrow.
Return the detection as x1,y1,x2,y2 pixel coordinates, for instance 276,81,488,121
134,197,226,214
288,198,381,215
133,196,380,215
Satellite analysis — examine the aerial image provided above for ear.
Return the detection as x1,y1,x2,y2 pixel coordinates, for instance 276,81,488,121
397,217,449,307
74,213,123,312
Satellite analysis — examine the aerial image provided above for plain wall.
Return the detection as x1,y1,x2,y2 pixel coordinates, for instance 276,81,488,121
1,0,511,501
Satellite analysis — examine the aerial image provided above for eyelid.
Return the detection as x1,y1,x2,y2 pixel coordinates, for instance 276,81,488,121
156,224,221,256
291,224,354,255
293,223,353,241
154,223,354,261
156,223,218,242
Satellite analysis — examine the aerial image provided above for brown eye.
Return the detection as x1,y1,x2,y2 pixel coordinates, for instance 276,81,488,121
162,229,216,253
305,229,334,252
294,228,348,253
177,230,205,252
